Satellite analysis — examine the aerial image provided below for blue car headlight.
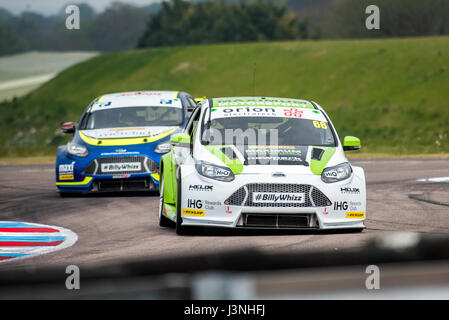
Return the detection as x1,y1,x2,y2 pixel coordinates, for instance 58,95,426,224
67,141,88,157
155,141,172,154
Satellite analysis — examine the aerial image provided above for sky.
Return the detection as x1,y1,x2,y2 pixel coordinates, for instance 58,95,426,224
0,0,162,16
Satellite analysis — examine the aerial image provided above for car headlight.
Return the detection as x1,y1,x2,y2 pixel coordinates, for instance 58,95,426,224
195,161,235,182
155,141,172,154
321,162,352,183
67,141,88,157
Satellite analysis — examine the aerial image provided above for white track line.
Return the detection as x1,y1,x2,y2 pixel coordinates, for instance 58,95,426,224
417,177,449,183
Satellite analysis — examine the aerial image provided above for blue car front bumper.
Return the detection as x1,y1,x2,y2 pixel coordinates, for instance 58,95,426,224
56,143,164,193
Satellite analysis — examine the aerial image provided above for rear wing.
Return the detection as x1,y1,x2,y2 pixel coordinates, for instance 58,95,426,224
194,96,207,103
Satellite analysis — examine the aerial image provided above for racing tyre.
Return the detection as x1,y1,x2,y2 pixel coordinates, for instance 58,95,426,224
158,173,175,228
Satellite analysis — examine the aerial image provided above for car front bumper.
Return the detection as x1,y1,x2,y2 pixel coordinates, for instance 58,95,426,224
178,165,366,230
56,154,161,193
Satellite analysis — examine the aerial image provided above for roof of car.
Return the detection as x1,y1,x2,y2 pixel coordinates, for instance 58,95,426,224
90,91,182,111
211,97,315,109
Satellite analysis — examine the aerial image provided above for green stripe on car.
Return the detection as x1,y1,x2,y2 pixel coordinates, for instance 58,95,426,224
205,145,244,174
310,147,336,175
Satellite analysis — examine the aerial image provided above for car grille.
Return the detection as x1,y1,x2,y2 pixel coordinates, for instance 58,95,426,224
94,178,155,192
224,183,331,207
83,156,158,175
240,213,319,229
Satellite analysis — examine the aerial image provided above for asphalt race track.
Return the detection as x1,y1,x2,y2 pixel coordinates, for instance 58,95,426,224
1,159,449,270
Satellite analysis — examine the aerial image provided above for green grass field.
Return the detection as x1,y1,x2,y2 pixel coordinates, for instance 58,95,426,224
1,37,448,157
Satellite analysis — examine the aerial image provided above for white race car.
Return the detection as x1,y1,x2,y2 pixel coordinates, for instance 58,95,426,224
159,97,366,234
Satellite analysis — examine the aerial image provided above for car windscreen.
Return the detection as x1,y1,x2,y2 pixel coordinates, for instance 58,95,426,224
81,106,183,129
202,116,336,147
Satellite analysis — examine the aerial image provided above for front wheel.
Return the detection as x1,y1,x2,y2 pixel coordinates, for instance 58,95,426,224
158,173,174,228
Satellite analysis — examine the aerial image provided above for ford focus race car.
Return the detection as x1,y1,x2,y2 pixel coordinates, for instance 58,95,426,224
159,97,366,234
56,91,197,195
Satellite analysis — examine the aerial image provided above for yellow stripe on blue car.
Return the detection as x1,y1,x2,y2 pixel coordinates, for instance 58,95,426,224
56,177,93,186
151,172,160,181
79,128,178,146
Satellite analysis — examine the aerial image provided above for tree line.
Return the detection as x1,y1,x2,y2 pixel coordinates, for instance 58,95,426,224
137,0,304,48
287,0,449,40
1,0,448,56
137,0,449,48
0,2,161,56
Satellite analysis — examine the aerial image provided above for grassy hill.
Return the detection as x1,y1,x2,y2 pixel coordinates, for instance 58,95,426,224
1,36,449,157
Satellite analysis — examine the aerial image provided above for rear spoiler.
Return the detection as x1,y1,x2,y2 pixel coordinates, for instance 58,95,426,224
194,96,207,103
187,96,207,112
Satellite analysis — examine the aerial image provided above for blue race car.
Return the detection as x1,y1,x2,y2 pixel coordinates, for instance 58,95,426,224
56,90,196,195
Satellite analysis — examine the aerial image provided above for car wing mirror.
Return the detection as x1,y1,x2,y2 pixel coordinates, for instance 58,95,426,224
171,133,191,146
171,133,191,165
61,122,76,134
343,136,361,151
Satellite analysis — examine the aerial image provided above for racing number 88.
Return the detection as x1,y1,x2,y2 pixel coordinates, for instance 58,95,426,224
313,121,328,129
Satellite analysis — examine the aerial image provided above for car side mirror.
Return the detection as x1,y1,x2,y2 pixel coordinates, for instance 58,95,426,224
61,122,75,134
171,133,191,146
343,136,361,151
